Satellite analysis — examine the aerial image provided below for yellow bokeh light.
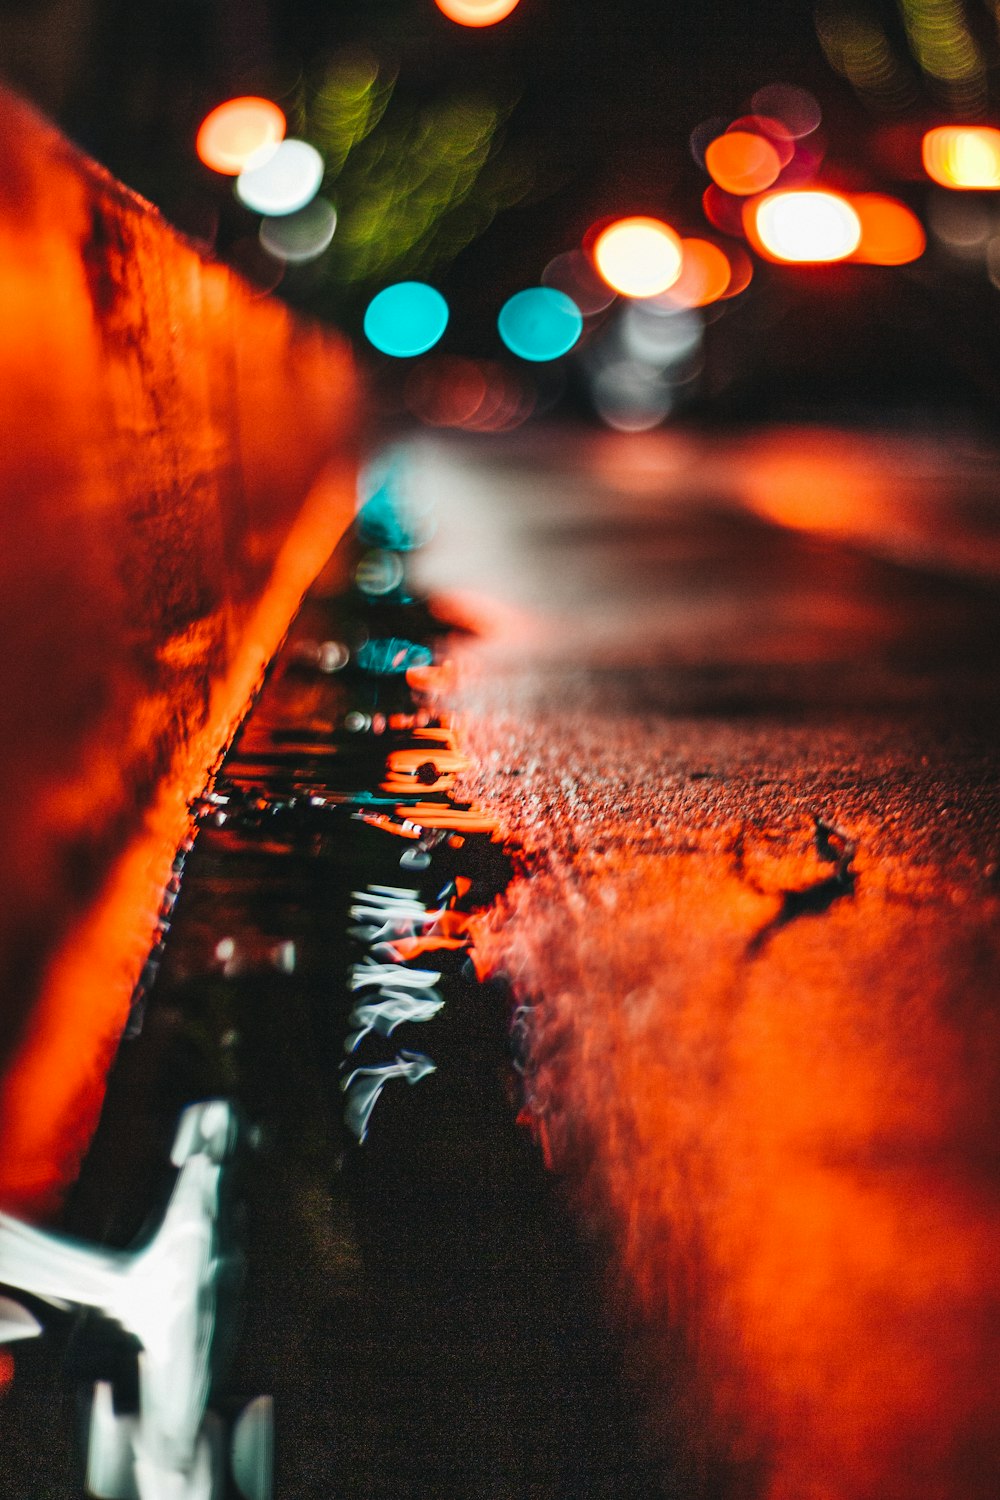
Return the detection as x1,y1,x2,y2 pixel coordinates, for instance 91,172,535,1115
592,216,683,298
434,0,521,25
747,190,862,263
196,97,286,176
922,125,1000,189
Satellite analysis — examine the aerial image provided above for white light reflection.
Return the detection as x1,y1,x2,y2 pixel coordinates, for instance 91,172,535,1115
349,959,442,993
345,990,445,1052
259,197,337,263
591,361,674,432
0,1101,261,1500
541,249,616,315
236,139,324,216
341,1051,437,1143
0,1294,41,1342
620,301,703,366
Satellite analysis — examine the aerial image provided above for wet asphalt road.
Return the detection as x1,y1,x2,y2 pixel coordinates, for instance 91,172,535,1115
410,422,1000,1500
3,418,999,1500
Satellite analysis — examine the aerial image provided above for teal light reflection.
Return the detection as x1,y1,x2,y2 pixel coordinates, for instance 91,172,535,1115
497,287,583,362
363,282,449,358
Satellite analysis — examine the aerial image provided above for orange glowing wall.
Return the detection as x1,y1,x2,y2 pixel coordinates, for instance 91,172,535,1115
0,86,359,1213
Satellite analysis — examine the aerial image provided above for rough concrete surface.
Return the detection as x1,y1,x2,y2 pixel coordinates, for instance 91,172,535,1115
0,84,358,1211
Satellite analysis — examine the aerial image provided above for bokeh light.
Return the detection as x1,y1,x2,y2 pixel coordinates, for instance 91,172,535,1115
434,0,521,25
747,190,862,263
542,250,617,314
363,281,450,357
196,97,286,176
620,301,702,367
927,191,994,253
236,139,325,215
728,115,795,167
497,287,583,361
663,238,733,307
719,243,755,298
405,356,490,427
690,116,733,170
593,217,683,299
922,125,1000,189
591,360,674,432
702,185,747,236
750,83,822,139
848,193,925,265
775,132,827,187
259,198,338,262
705,131,783,195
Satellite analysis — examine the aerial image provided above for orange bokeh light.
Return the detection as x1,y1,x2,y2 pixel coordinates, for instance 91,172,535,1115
196,97,286,176
705,129,783,195
665,238,733,307
849,193,926,265
922,125,1000,189
746,189,862,263
593,216,684,298
719,243,754,298
434,0,521,25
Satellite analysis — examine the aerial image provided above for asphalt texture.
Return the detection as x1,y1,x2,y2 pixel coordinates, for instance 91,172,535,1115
409,422,1000,1500
3,419,999,1500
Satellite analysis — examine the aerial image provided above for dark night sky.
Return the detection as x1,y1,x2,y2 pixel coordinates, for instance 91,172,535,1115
2,0,997,413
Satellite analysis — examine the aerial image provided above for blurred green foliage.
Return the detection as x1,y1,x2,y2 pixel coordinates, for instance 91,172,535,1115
290,48,536,311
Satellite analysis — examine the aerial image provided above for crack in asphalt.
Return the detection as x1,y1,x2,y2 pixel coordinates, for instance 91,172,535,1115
741,816,858,957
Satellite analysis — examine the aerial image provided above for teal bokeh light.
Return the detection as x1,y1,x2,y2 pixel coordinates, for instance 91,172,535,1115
363,282,449,358
497,287,583,362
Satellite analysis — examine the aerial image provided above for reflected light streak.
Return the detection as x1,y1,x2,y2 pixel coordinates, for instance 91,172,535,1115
593,217,683,299
0,1102,242,1491
196,97,286,176
747,190,862,263
342,1051,435,1142
923,126,1000,189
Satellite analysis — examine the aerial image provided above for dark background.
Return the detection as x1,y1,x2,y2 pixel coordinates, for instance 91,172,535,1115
3,0,1000,417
